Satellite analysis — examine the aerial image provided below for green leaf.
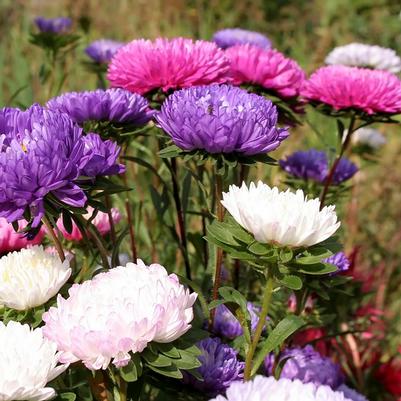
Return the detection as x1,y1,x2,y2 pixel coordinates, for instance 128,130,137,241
297,262,339,275
148,364,183,379
57,393,76,401
277,274,303,290
279,248,294,264
207,221,239,246
247,241,272,256
158,145,182,158
142,350,173,367
251,316,305,376
120,355,143,382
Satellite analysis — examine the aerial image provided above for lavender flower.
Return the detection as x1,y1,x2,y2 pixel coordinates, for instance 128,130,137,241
337,384,369,401
264,345,344,389
85,39,125,64
332,158,358,185
156,85,288,155
34,17,72,34
280,149,358,185
213,303,261,339
81,133,125,177
323,252,350,274
0,105,86,225
0,105,122,226
47,88,153,126
184,338,244,396
279,149,328,182
213,28,271,49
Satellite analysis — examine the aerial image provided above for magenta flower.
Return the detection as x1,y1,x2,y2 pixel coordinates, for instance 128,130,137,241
225,44,305,98
0,218,45,255
57,207,121,242
301,65,401,115
107,38,231,95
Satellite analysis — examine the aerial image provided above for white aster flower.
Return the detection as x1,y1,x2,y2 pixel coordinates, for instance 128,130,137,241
351,127,387,149
43,260,197,370
325,43,401,73
0,321,67,401
0,245,71,310
221,182,340,248
210,376,354,401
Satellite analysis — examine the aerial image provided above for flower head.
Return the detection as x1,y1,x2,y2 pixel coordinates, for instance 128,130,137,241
57,206,121,241
351,127,386,149
213,28,271,49
213,302,261,339
210,376,354,401
34,16,72,34
43,261,197,370
301,66,401,115
85,39,125,63
0,321,67,401
81,133,125,177
47,88,153,126
107,38,231,95
264,346,344,388
280,149,328,182
325,43,401,73
184,338,244,396
337,385,369,401
0,245,71,310
221,182,340,248
0,217,45,254
156,84,288,155
225,44,306,98
323,252,350,274
0,105,87,225
280,149,358,185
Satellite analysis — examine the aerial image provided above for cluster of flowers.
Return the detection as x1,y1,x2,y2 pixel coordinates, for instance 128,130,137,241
0,16,399,401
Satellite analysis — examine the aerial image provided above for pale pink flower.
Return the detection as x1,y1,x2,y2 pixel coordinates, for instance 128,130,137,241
42,260,197,370
301,65,401,115
225,44,306,98
107,38,231,94
57,207,121,241
0,217,44,254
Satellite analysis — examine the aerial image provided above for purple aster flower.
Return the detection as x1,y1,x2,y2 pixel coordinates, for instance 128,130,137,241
279,150,328,182
280,149,358,185
0,105,87,226
323,252,350,274
183,337,244,396
34,17,72,34
47,88,153,126
81,133,125,177
85,39,125,64
156,84,289,155
332,158,358,185
213,302,261,339
337,384,369,401
264,345,344,389
213,28,271,49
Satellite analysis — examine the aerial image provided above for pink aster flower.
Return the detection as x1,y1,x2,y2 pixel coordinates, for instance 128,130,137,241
42,261,197,370
301,65,401,115
225,44,306,98
0,218,45,255
56,207,121,242
107,37,231,95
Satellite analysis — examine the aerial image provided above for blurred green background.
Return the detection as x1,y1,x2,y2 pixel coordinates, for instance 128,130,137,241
1,0,401,348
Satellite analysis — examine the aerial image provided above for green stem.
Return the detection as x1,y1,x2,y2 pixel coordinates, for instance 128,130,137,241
104,194,119,267
42,215,65,262
319,114,356,209
209,173,224,326
244,274,274,380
